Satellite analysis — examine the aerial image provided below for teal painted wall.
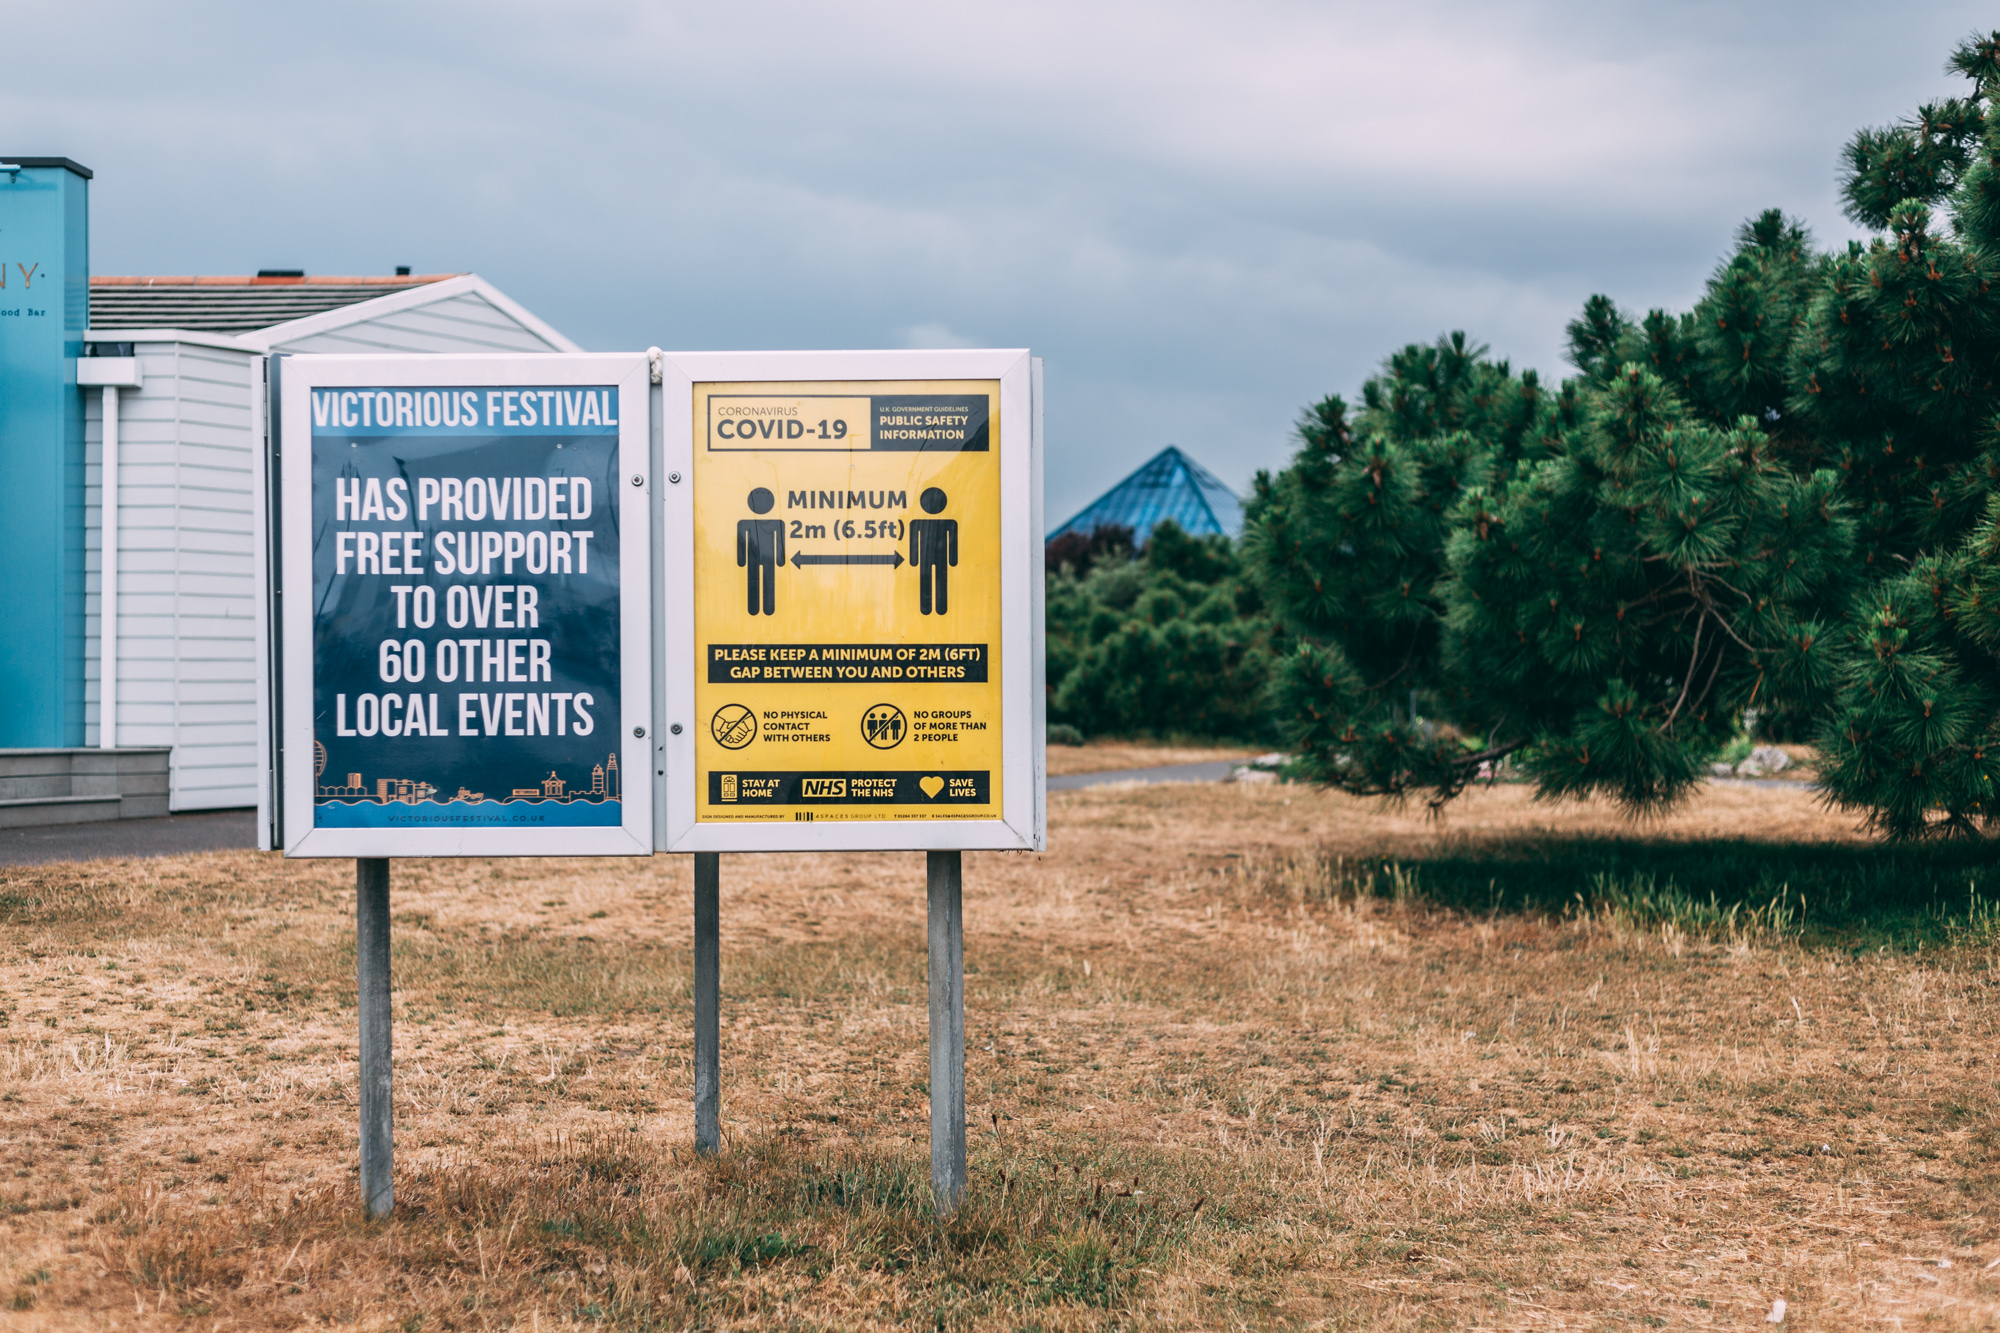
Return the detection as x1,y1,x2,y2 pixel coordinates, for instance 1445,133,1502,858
0,161,89,747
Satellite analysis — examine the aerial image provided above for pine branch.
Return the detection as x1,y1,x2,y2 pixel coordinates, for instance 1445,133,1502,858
1661,617,1705,729
1687,578,1761,653
1423,739,1535,813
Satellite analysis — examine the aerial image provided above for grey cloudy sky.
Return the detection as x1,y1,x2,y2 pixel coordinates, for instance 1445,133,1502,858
9,1,1995,521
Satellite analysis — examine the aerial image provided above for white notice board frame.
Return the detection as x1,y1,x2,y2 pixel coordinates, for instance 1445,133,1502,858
655,349,1045,853
271,354,655,858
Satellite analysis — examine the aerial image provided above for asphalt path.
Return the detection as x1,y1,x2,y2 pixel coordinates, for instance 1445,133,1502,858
1708,775,1817,788
1047,759,1242,791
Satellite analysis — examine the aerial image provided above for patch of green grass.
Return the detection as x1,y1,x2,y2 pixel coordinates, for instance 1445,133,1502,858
104,1134,1219,1327
1241,838,2000,947
1582,872,1804,945
1026,1233,1126,1306
690,1229,807,1269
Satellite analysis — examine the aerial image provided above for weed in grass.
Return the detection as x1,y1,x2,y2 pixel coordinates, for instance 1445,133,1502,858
1573,872,1803,949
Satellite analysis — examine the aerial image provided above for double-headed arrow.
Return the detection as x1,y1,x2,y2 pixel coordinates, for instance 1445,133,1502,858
792,550,905,567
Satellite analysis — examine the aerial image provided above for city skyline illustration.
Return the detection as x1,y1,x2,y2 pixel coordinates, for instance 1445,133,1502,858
312,739,621,806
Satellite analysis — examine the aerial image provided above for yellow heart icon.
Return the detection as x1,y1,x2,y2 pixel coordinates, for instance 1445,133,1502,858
919,775,945,799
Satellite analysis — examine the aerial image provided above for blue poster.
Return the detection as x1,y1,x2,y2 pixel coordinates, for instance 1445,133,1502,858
310,386,624,829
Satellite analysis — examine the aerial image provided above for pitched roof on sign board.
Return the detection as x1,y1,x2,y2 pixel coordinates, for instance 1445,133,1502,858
89,273,459,332
1047,446,1244,544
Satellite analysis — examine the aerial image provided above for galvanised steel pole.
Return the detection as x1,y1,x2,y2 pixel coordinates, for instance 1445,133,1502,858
694,851,721,1155
928,849,966,1213
356,856,394,1218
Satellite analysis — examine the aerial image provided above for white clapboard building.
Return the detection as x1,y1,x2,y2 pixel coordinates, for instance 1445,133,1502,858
81,273,578,811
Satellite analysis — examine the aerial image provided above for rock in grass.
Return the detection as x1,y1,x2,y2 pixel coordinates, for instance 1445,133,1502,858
1749,745,1791,772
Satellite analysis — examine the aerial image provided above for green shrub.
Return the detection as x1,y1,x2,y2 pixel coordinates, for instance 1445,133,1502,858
1046,522,1277,743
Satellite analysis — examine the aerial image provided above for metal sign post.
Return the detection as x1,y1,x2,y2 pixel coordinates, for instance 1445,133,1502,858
928,849,966,1207
355,856,394,1217
693,851,722,1155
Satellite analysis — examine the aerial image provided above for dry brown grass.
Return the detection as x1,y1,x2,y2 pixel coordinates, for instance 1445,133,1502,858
3,782,1999,1329
1043,740,1256,776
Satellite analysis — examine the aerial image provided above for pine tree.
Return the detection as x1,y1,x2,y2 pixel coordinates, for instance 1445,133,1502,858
1249,333,1854,810
1249,31,2000,829
1246,334,1553,801
1808,36,2000,836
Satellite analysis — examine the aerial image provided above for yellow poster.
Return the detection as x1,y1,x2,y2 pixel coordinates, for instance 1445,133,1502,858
692,380,1003,823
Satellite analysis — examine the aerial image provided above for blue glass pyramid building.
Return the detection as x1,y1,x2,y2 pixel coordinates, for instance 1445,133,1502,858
1047,446,1244,545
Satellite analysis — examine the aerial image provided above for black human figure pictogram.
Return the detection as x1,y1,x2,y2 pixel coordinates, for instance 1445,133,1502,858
909,487,958,616
737,487,785,615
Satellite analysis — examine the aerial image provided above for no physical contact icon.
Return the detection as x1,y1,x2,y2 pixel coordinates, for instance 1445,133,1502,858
711,704,758,750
